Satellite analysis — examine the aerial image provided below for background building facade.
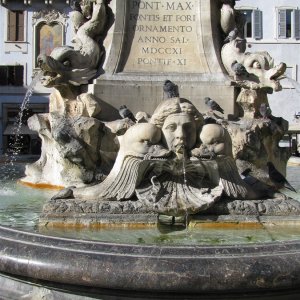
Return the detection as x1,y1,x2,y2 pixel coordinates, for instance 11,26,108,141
236,0,300,123
0,0,299,154
0,0,72,154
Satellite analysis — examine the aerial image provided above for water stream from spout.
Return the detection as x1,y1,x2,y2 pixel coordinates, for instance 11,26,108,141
182,156,189,230
284,77,300,121
6,71,42,170
286,76,300,94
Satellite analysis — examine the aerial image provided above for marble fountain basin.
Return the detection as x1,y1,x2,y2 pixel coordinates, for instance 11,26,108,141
1,163,300,298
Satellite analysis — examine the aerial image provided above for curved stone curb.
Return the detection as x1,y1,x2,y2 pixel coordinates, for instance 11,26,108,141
1,225,300,293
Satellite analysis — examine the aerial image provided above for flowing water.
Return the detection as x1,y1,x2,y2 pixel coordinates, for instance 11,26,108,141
1,162,300,245
8,72,42,160
286,76,300,94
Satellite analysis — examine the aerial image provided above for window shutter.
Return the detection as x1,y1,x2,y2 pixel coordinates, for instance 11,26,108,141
295,9,300,39
278,9,287,38
0,66,9,85
253,10,262,39
7,10,17,41
17,11,24,41
14,66,24,86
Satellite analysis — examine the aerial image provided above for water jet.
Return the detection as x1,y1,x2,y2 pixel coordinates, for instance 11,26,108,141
1,1,300,299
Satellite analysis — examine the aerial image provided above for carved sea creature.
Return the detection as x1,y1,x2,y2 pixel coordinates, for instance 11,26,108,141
38,0,113,87
220,0,236,35
221,38,286,91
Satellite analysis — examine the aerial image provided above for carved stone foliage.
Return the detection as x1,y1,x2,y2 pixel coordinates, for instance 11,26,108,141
32,10,68,26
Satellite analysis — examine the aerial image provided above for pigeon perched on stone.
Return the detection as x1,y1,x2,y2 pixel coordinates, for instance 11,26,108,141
204,97,224,114
259,103,272,119
224,28,238,43
267,162,296,192
163,80,179,98
231,61,250,79
119,105,136,122
241,168,252,177
51,186,75,200
240,168,259,186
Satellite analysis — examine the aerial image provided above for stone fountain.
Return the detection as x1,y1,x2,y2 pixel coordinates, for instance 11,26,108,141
1,0,300,298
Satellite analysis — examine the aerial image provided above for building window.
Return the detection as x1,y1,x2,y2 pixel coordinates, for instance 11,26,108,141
237,9,262,40
0,66,24,86
278,8,300,39
7,10,24,42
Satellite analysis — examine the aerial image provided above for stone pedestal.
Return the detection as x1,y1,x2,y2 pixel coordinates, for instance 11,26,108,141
92,0,237,120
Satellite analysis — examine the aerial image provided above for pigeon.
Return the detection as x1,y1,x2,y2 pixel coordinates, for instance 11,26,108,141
259,103,272,119
163,80,179,98
241,168,252,177
267,162,296,192
240,168,259,186
231,61,250,79
51,186,75,200
119,105,136,122
224,28,239,43
204,97,224,114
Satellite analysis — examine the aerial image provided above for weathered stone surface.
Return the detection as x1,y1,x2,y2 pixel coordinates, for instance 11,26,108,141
226,118,290,177
52,98,250,217
38,0,114,87
92,0,235,119
2,225,300,295
208,198,300,216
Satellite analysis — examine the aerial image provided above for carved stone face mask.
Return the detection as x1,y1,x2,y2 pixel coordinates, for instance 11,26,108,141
162,113,196,154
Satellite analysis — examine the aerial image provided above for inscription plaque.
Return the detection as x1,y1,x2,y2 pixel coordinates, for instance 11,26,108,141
123,0,210,73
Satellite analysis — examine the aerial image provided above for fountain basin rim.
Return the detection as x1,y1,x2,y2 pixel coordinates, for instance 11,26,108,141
1,224,300,254
1,225,300,293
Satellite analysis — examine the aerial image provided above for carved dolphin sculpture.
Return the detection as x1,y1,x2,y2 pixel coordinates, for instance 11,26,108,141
38,0,111,87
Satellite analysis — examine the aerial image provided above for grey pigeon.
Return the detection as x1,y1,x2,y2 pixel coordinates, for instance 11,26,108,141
259,103,272,119
241,168,252,177
51,186,75,200
231,61,250,79
224,28,238,43
267,162,296,192
163,80,179,98
241,168,259,186
204,97,224,114
119,105,136,122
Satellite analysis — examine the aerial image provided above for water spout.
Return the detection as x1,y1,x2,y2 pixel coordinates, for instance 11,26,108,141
9,71,42,160
285,76,300,94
